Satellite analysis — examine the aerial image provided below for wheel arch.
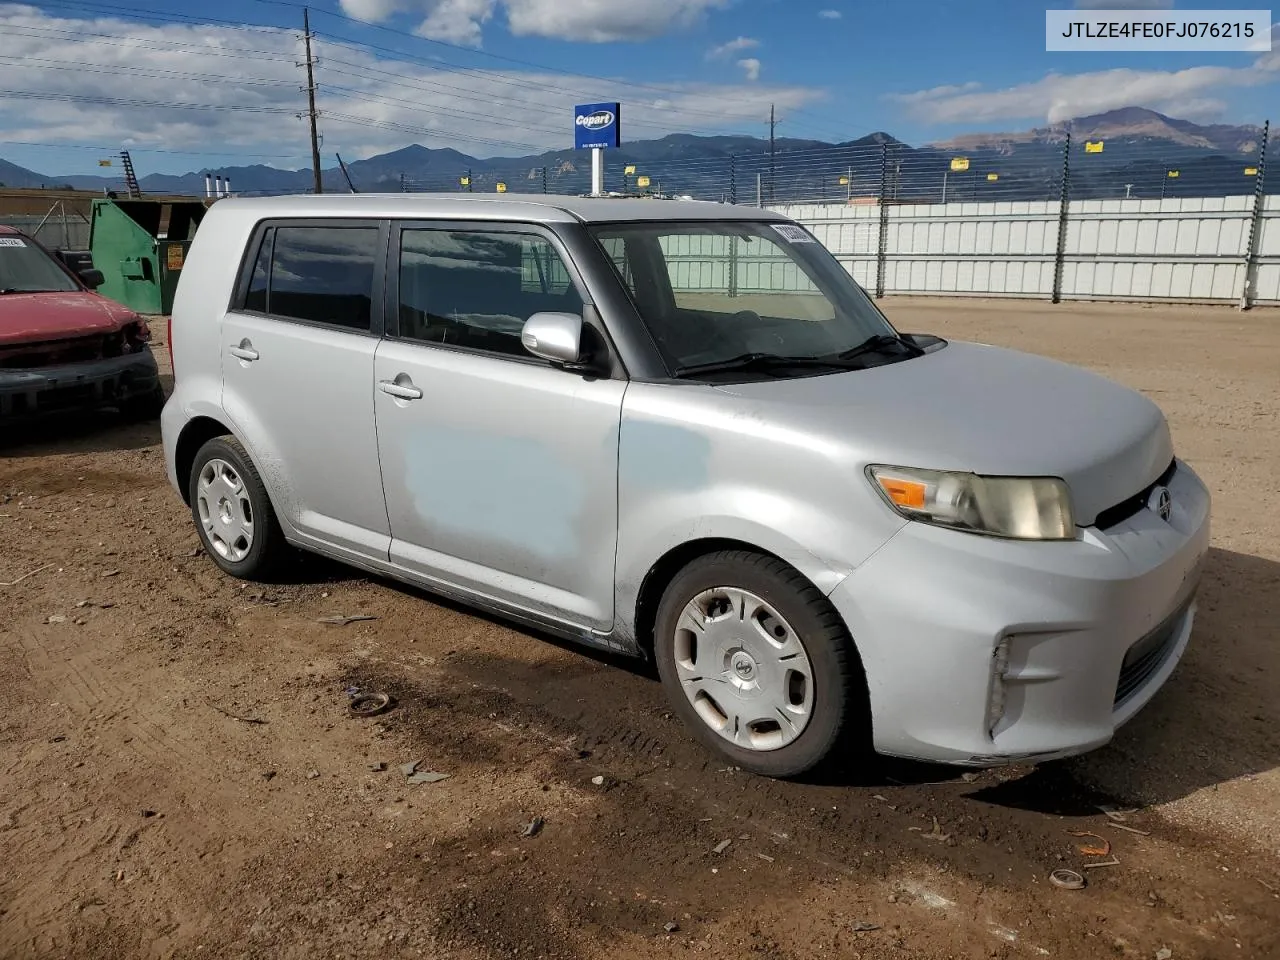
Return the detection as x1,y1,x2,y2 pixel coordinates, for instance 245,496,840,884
634,537,847,660
174,416,237,505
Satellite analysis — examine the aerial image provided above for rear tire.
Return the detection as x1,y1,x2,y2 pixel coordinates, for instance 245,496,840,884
653,550,865,778
187,436,287,581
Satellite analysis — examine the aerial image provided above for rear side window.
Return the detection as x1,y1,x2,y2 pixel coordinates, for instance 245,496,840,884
241,225,379,332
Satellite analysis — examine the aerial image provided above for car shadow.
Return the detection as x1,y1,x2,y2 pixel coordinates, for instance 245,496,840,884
1051,546,1280,808
0,414,161,457
354,545,1279,810
0,375,172,458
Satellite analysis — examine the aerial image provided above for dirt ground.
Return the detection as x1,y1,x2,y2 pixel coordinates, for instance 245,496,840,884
2,298,1278,960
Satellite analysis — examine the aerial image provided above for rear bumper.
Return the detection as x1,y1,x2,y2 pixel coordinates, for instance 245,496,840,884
0,349,159,418
829,458,1210,766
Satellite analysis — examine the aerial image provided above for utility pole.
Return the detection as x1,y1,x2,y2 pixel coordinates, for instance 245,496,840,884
768,104,776,204
303,7,323,195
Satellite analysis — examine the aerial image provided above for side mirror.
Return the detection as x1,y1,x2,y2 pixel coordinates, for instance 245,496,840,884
78,268,105,290
521,312,585,365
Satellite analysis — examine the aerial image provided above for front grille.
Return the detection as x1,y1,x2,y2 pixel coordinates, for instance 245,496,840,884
1094,459,1177,531
0,332,129,369
1114,600,1190,706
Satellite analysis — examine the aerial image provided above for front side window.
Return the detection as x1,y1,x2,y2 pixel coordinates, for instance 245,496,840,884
397,228,584,359
0,234,79,294
591,221,902,379
244,225,379,332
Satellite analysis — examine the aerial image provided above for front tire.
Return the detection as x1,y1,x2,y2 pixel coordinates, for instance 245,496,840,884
653,550,864,778
187,436,287,581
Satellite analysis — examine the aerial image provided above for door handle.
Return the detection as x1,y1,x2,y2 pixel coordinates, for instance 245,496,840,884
379,379,423,401
229,340,259,362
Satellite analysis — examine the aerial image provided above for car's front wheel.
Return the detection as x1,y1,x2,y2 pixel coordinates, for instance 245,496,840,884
653,550,865,778
187,436,287,581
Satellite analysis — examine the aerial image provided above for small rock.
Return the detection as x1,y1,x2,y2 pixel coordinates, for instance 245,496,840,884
961,772,980,783
591,775,605,786
1155,949,1172,960
261,770,276,781
401,761,422,777
852,921,881,932
101,570,120,578
407,770,450,785
663,921,680,934
141,810,157,818
888,894,899,904
306,770,321,780
712,839,732,854
46,615,66,624
368,762,387,772
521,816,545,838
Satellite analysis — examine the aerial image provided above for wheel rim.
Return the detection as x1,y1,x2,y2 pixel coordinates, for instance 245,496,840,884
196,458,254,563
672,587,814,752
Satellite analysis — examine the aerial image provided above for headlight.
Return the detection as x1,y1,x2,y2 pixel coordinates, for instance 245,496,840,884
867,465,1075,541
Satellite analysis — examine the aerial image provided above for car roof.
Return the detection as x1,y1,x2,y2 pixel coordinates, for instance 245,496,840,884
210,192,791,225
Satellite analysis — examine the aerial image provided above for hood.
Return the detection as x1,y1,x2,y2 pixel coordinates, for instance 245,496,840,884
713,340,1172,526
0,292,138,346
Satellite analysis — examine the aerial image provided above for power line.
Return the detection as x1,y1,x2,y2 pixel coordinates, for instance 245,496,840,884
253,0,856,141
0,138,309,160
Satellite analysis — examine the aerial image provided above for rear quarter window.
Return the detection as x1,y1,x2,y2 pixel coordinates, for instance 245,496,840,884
239,224,379,332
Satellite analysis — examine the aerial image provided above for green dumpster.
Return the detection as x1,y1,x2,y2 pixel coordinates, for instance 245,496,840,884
89,199,206,315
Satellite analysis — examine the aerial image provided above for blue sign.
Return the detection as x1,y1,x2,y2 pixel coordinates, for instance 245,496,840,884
574,102,621,150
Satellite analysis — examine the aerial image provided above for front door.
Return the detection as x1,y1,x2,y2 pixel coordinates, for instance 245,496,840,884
221,221,391,561
373,222,624,632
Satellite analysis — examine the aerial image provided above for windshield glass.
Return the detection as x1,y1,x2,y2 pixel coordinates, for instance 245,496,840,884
590,220,900,378
0,235,79,294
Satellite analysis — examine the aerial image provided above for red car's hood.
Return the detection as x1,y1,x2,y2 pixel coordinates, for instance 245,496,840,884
0,292,137,346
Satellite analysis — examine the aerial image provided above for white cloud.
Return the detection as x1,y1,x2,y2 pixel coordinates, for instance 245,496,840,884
339,0,729,44
0,5,822,168
818,9,842,19
415,0,495,45
737,57,761,82
890,27,1280,125
707,36,759,60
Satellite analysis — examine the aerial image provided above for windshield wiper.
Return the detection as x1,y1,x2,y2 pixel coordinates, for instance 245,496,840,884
672,352,857,379
833,333,924,363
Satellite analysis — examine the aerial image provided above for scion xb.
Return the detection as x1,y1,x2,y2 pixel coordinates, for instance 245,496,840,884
161,195,1209,778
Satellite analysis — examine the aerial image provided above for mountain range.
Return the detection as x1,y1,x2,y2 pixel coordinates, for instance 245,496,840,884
0,108,1273,202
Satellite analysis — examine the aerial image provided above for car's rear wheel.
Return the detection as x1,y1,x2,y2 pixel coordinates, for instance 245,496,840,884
654,550,864,778
187,436,286,581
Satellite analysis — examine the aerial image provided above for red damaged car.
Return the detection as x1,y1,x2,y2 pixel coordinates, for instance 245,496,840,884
0,225,163,421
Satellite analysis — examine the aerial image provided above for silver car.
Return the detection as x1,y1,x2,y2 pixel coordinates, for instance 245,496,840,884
161,195,1209,778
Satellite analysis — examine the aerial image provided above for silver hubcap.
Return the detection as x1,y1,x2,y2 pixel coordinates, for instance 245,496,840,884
672,587,814,752
196,458,254,563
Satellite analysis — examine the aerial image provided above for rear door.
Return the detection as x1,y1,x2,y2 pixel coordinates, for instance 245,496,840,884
373,221,625,632
221,220,391,562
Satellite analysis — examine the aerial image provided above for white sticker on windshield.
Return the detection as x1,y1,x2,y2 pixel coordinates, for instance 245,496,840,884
0,238,26,247
771,224,815,244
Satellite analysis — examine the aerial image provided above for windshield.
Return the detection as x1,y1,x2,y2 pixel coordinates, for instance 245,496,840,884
590,220,901,379
0,235,79,294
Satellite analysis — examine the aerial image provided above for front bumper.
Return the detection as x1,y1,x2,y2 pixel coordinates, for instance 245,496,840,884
829,458,1210,766
0,349,159,418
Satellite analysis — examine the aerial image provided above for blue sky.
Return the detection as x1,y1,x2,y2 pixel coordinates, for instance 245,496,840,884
0,0,1275,177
